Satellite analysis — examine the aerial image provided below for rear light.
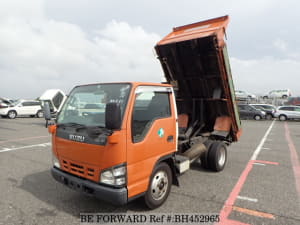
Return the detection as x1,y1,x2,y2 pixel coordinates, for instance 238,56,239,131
0,104,8,108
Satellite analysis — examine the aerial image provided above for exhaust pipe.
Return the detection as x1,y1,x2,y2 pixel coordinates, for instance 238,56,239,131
181,143,207,160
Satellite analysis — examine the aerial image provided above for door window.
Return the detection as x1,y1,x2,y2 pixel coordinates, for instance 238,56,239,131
132,91,171,143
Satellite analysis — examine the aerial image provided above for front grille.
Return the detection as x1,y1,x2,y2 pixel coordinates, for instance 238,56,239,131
61,158,98,182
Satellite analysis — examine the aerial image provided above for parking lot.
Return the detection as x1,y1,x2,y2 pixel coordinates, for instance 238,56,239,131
0,118,300,225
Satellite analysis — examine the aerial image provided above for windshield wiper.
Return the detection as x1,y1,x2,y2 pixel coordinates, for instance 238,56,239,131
57,122,86,130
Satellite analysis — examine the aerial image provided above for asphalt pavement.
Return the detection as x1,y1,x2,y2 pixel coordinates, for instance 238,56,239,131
0,118,300,225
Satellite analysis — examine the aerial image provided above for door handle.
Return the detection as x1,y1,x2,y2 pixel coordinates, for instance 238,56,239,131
167,135,174,142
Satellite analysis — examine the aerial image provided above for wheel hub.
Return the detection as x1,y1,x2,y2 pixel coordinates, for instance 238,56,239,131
218,147,226,166
151,171,168,201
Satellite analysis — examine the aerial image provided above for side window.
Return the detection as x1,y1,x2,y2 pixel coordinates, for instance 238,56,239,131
22,102,31,106
280,107,293,111
132,91,171,143
244,105,252,110
31,102,41,106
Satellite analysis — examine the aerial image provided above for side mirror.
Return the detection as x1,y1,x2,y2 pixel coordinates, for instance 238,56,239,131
43,102,52,127
105,102,121,130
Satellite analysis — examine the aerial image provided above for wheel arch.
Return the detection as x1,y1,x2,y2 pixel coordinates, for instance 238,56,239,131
253,114,262,120
152,153,179,187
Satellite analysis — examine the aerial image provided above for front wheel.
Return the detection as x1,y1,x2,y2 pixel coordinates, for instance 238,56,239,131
279,115,287,121
144,162,172,209
7,110,17,119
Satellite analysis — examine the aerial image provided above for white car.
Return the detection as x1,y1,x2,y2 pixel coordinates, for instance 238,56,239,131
0,100,43,119
235,90,256,100
263,89,291,99
274,105,300,121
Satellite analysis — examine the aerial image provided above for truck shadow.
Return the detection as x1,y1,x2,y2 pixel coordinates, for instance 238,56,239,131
189,160,216,173
19,170,149,218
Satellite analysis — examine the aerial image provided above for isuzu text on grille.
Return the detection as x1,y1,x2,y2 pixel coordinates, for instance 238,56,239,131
69,134,85,142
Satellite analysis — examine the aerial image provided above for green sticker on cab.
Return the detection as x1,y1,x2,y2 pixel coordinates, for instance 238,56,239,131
158,128,164,138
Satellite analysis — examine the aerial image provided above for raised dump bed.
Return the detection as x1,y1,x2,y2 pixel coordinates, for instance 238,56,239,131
155,15,241,143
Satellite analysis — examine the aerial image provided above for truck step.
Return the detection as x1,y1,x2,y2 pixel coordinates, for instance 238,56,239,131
175,155,190,174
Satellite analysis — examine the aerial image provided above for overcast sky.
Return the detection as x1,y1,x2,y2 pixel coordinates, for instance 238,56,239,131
1,0,300,99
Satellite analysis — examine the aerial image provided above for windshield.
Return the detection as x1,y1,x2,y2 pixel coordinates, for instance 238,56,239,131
57,83,131,127
252,105,264,111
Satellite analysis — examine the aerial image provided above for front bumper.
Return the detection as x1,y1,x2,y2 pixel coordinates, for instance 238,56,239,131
51,167,128,205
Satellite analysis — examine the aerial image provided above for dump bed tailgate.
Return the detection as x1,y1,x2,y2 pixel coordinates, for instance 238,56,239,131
155,15,241,141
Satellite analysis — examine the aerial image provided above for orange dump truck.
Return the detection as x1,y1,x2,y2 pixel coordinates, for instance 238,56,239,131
48,15,241,209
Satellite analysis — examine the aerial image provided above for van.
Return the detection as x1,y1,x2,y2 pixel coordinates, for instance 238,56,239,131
39,89,67,117
263,89,291,99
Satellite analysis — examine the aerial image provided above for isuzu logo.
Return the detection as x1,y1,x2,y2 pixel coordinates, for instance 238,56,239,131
69,134,85,142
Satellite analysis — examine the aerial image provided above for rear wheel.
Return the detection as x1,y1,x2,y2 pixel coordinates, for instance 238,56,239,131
282,95,287,99
144,162,172,209
254,115,262,120
7,110,17,119
266,114,272,120
279,115,287,121
207,141,227,172
36,110,44,118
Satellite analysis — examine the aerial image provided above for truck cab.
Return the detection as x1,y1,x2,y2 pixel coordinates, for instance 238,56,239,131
50,82,177,208
49,15,241,209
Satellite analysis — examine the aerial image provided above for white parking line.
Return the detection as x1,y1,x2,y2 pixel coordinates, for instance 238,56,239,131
251,120,276,161
0,142,51,153
237,195,258,203
253,162,266,166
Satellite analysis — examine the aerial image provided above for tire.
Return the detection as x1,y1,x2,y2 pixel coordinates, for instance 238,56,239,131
279,115,287,121
254,115,262,120
144,162,172,209
207,141,227,172
266,114,272,120
282,95,287,99
36,110,44,118
7,110,17,119
200,151,209,169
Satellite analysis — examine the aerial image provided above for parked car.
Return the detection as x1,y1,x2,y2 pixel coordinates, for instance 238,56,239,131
0,100,43,119
284,97,300,106
238,104,266,120
263,89,291,99
250,104,276,120
0,98,13,109
274,105,300,121
235,90,256,101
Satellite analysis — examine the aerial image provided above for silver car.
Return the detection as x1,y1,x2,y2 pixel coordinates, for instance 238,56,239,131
274,105,300,121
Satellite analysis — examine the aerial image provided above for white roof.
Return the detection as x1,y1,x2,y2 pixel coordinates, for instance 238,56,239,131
39,89,65,100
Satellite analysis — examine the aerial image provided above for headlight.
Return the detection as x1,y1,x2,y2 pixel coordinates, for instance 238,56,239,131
261,111,266,115
100,164,126,187
52,154,60,168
